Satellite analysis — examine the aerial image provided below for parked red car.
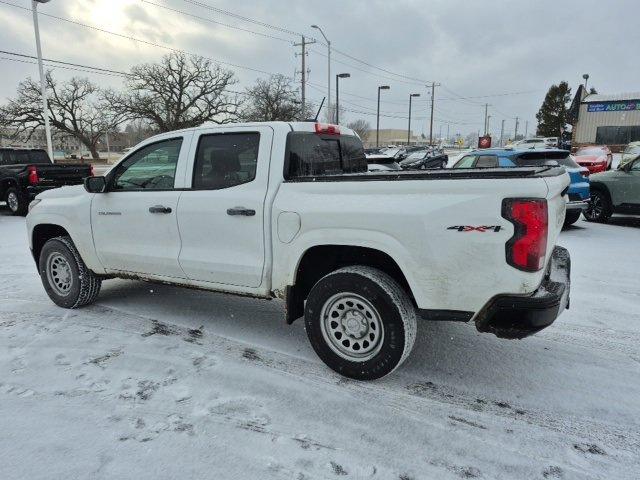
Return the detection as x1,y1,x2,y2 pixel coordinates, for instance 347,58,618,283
572,145,613,173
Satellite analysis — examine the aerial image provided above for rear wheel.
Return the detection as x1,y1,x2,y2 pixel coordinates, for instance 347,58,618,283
584,190,611,223
6,187,28,216
562,210,581,228
39,236,102,308
304,266,417,380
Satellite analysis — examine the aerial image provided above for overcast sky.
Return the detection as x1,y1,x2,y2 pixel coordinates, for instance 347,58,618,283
0,0,638,137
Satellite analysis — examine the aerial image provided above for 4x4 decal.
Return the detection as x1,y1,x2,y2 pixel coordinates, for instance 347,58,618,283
447,225,502,232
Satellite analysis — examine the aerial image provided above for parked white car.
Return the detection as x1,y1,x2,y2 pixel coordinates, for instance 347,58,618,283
27,121,571,379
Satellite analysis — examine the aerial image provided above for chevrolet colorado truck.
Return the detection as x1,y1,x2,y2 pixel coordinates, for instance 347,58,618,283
0,148,92,216
26,122,571,380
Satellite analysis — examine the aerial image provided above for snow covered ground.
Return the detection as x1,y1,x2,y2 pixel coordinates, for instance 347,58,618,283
1,209,639,480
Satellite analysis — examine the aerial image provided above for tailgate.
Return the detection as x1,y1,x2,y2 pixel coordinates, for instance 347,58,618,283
33,164,92,187
544,171,571,262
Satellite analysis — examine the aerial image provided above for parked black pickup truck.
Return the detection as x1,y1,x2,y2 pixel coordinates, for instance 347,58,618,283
0,148,92,216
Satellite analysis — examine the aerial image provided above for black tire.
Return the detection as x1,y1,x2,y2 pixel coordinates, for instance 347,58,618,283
304,266,417,380
562,210,581,228
39,236,102,308
583,190,612,223
6,187,28,216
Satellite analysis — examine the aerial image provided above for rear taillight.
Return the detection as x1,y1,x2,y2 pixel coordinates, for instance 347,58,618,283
502,199,548,272
315,123,340,135
28,165,39,185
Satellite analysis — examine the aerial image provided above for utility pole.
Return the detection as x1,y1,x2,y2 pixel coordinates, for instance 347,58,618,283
335,73,350,125
376,85,390,148
294,35,315,118
438,124,442,143
408,93,421,145
32,0,54,162
446,123,450,144
428,82,440,146
514,117,520,140
105,131,110,162
483,103,490,135
500,119,505,146
311,25,331,121
525,120,529,139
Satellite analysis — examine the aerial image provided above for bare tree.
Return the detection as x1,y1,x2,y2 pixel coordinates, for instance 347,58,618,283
106,52,239,132
0,73,125,159
241,74,312,122
347,119,371,139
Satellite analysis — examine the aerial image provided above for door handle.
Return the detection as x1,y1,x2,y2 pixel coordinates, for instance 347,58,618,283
149,205,172,214
227,207,256,217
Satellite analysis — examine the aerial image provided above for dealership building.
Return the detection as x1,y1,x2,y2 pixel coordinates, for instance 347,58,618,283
572,90,640,150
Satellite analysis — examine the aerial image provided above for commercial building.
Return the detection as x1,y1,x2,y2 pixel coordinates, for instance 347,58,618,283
571,89,640,151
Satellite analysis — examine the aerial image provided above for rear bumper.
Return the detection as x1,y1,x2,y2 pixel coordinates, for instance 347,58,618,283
474,246,571,339
566,199,589,210
25,185,58,199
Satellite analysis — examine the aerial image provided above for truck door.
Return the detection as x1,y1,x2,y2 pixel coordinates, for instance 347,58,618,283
91,135,190,278
177,126,273,288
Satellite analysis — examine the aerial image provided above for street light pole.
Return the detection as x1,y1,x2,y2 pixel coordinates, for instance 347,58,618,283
311,25,331,121
32,0,53,162
407,93,420,145
335,73,350,125
376,85,390,148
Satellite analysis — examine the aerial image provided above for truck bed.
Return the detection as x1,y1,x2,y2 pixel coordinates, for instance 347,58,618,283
286,166,566,182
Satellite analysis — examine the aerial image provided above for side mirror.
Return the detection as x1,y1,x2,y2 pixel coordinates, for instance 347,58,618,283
84,176,107,193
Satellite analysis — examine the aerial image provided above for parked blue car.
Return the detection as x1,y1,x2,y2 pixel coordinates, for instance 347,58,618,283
452,148,590,227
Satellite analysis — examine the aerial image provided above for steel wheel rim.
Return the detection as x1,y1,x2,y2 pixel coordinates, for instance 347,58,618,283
320,292,384,362
7,192,18,212
46,252,74,296
586,194,603,220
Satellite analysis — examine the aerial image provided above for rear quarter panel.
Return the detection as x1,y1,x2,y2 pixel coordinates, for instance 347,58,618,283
272,174,566,314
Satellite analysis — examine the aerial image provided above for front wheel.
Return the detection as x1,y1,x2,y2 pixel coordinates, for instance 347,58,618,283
39,236,102,308
304,266,417,380
583,190,611,223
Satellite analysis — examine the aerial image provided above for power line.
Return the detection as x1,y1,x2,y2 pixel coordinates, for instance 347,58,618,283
0,55,126,78
180,0,435,86
0,50,128,76
309,48,425,87
139,0,293,44
0,0,280,77
179,0,301,37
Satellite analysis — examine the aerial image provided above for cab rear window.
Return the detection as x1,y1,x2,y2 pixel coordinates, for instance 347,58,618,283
285,132,368,178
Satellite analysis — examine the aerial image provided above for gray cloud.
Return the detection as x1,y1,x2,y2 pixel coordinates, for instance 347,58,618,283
1,0,638,135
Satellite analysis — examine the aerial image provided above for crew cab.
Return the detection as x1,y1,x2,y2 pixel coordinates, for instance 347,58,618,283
27,122,571,380
0,148,92,216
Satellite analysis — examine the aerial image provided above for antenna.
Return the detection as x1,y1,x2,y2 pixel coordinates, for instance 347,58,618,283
313,97,325,122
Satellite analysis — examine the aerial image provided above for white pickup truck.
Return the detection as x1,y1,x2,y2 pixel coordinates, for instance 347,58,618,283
26,122,571,380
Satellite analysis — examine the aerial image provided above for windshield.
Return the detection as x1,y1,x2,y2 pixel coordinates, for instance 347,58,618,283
405,151,427,160
624,145,640,155
576,147,605,156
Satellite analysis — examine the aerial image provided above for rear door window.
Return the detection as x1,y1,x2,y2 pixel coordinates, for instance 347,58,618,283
475,155,498,168
192,132,260,190
286,133,367,178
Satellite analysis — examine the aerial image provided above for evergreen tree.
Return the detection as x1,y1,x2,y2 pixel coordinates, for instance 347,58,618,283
535,81,571,137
